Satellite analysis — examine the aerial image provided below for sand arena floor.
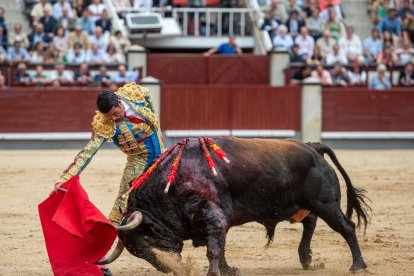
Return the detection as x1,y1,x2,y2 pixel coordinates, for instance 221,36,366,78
0,148,413,275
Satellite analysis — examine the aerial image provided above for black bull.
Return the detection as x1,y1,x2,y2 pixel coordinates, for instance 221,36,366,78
100,137,371,275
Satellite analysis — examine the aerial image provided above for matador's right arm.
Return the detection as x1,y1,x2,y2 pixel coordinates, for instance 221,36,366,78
58,132,106,183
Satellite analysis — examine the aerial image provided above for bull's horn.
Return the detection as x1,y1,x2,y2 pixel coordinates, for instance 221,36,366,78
117,211,143,231
96,239,125,265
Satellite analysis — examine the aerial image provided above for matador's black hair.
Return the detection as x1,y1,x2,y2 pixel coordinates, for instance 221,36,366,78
96,90,120,113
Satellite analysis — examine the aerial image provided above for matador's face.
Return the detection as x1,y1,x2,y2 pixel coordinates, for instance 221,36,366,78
105,100,125,122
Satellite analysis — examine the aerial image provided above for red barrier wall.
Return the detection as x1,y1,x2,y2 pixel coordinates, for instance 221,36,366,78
161,85,301,130
0,88,100,132
147,54,269,85
323,87,414,131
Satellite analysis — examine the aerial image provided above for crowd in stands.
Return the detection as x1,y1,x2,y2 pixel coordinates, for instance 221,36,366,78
260,0,414,88
0,0,138,87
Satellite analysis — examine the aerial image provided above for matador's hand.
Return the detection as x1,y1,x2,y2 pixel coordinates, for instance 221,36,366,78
54,181,63,192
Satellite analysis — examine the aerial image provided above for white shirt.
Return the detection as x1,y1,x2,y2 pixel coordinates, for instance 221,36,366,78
295,35,315,57
88,3,106,22
339,35,363,57
121,100,144,121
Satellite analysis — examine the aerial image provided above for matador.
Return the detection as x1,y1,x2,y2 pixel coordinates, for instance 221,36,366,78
55,83,164,225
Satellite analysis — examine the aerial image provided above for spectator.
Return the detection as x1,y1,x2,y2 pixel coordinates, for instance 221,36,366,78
402,9,414,44
103,43,125,64
109,30,131,53
339,26,363,64
68,25,90,50
262,11,280,39
290,44,306,63
0,44,7,63
7,41,30,64
44,42,60,63
30,42,46,63
85,43,105,64
14,63,31,85
363,28,383,65
320,2,343,23
383,30,398,50
0,25,7,51
394,39,414,65
285,0,302,18
40,7,57,36
30,0,53,27
53,0,73,20
0,74,8,88
347,61,367,86
113,64,138,84
285,10,305,39
28,23,52,51
369,63,391,90
326,43,348,65
73,0,88,18
54,26,69,57
57,7,77,32
311,62,333,85
377,45,397,66
50,62,73,85
95,9,112,33
0,7,5,31
94,65,112,87
307,45,324,65
32,65,50,86
306,7,324,41
66,42,86,63
8,23,30,50
397,0,414,22
203,35,242,56
325,9,341,41
377,8,401,36
74,63,93,84
89,26,108,52
295,26,315,59
88,0,106,23
266,0,288,24
301,0,314,19
76,9,95,35
398,62,414,86
316,29,335,59
330,65,350,87
290,64,312,85
272,24,294,51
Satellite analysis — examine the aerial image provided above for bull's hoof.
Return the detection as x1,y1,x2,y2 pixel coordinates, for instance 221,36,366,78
349,258,367,273
100,268,112,276
299,249,312,270
221,266,241,276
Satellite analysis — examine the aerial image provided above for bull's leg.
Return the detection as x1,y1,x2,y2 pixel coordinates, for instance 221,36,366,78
218,244,242,276
206,228,226,276
313,203,367,272
298,213,317,269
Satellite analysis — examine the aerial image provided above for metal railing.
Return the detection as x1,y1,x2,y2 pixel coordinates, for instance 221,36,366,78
172,8,255,36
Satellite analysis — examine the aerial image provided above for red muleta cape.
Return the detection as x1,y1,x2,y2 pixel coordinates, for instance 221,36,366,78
38,176,117,276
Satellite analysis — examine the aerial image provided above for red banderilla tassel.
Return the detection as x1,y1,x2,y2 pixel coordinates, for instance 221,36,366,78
165,139,188,193
205,138,230,164
200,137,218,176
125,143,178,197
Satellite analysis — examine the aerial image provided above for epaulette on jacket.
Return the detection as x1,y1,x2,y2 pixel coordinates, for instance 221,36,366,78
91,111,115,139
115,82,149,103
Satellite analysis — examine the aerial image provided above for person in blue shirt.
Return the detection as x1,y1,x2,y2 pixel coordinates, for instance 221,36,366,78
203,34,242,56
377,8,401,36
363,28,383,65
7,41,30,64
369,63,391,90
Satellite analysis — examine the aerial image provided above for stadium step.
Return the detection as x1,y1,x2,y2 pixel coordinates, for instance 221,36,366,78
341,0,372,39
0,0,31,33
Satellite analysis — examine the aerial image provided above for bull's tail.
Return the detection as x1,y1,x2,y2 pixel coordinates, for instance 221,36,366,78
306,142,371,231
